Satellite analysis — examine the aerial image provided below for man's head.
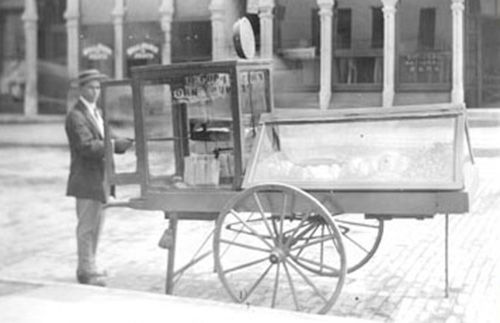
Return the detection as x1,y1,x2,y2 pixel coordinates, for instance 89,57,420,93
78,69,107,104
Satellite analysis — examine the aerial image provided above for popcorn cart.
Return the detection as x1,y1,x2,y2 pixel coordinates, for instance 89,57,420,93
101,60,472,314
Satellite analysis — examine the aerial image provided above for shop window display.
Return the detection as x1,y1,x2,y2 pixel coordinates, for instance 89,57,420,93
397,0,452,89
332,1,384,88
273,0,320,91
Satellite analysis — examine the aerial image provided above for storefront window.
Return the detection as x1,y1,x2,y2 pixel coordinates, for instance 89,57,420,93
37,0,68,114
80,25,114,78
125,22,162,77
397,0,452,89
171,21,212,63
171,0,212,63
477,0,500,106
336,8,351,49
0,9,25,113
333,0,383,89
273,0,320,92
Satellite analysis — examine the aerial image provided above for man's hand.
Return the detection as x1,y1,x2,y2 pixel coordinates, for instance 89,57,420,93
114,138,133,154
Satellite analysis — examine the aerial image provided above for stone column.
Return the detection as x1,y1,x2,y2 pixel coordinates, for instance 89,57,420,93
112,0,125,79
451,0,465,104
317,0,334,110
258,0,274,59
159,0,174,65
210,0,226,61
65,0,80,80
381,0,398,107
22,0,38,116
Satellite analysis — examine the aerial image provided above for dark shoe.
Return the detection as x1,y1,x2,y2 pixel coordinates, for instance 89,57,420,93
77,273,106,287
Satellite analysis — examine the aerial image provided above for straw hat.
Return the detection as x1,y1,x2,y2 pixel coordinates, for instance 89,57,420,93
77,69,108,86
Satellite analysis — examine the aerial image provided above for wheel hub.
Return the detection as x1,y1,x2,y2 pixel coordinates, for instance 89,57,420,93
269,248,286,264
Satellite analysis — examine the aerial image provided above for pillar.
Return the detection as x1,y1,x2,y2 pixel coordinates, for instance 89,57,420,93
317,0,334,110
112,0,125,79
381,0,398,107
64,0,80,80
159,0,174,65
210,0,226,61
451,0,465,104
258,0,274,59
22,0,38,116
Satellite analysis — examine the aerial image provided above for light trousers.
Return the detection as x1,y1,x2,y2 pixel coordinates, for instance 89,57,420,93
76,198,104,274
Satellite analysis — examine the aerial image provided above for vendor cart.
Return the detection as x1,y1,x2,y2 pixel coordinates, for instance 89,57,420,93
101,60,472,314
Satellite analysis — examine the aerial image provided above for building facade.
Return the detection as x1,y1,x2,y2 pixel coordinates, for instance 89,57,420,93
0,0,499,115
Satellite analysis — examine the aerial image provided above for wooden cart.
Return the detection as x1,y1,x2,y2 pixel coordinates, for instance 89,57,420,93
101,60,472,314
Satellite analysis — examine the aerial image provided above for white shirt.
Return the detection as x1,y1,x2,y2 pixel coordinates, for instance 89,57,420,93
80,96,104,137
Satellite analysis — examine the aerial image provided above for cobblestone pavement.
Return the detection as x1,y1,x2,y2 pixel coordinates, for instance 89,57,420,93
0,134,499,322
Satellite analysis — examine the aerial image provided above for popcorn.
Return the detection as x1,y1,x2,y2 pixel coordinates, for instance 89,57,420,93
347,157,376,178
376,152,410,174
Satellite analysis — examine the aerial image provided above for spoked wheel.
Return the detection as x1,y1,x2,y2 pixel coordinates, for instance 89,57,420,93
333,214,383,273
213,183,346,314
317,194,384,274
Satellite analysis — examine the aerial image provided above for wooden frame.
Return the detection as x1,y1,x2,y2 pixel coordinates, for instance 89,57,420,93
101,79,140,186
102,60,274,204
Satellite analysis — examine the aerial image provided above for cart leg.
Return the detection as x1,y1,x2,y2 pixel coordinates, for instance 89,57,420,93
165,212,178,295
445,213,449,298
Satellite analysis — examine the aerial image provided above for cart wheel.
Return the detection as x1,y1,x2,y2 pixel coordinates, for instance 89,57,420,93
213,183,346,314
333,214,383,273
317,195,383,274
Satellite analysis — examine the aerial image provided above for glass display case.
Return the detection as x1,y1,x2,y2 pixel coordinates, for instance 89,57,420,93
244,104,467,190
102,60,273,194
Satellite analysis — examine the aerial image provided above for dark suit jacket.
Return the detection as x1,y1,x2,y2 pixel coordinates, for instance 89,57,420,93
65,99,109,203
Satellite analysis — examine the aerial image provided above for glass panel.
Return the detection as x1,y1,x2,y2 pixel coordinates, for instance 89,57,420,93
37,0,67,114
147,140,176,180
371,7,384,49
171,21,212,63
182,72,233,186
247,117,457,189
273,0,320,91
142,72,234,188
103,83,136,174
124,22,162,77
398,0,452,85
481,18,500,106
80,25,114,77
142,83,176,180
333,0,384,85
334,57,383,84
336,8,352,49
240,70,269,171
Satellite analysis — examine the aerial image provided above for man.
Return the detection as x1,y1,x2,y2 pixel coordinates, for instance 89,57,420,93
65,69,132,286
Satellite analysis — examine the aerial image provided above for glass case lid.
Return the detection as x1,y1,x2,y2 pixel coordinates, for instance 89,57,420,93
243,104,467,191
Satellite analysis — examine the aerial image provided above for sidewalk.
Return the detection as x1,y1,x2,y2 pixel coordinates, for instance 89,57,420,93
0,278,372,323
